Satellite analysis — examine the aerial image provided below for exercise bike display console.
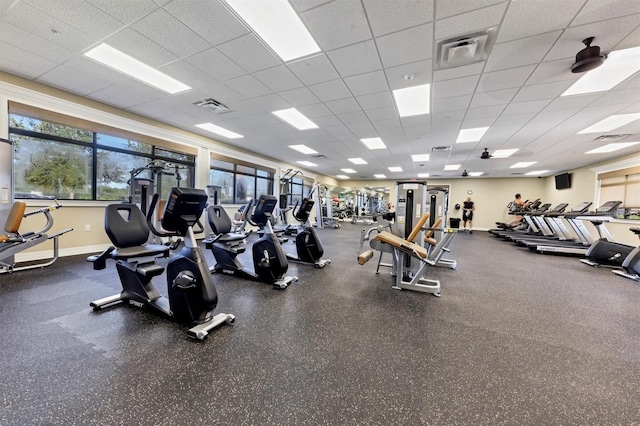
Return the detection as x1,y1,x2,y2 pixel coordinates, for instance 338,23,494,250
87,187,235,340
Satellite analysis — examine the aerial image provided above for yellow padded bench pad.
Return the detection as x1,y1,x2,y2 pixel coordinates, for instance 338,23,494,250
4,201,26,234
374,231,428,259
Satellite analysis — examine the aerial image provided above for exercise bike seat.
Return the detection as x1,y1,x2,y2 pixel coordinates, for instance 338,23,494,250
207,205,247,242
105,203,170,260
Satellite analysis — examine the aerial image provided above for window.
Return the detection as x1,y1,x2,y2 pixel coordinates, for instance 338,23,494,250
209,155,275,204
9,108,195,201
597,165,640,220
280,175,313,208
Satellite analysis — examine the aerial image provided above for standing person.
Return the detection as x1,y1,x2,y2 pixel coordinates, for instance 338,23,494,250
462,197,475,233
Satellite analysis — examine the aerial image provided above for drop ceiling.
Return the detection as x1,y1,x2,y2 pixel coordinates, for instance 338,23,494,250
1,0,639,180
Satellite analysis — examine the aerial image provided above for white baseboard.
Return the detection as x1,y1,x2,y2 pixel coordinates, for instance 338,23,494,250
15,244,112,262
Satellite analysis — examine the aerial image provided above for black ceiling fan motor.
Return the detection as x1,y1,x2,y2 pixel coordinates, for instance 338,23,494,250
480,148,491,159
571,37,606,73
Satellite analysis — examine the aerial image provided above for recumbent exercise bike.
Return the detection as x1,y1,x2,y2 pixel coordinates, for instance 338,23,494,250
88,187,235,340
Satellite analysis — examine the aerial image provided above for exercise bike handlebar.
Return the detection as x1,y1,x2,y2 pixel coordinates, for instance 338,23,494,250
146,193,181,238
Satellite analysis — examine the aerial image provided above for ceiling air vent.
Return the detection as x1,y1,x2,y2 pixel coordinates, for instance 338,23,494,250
311,154,328,159
510,172,524,176
594,134,631,142
435,28,497,70
194,98,233,114
431,146,451,152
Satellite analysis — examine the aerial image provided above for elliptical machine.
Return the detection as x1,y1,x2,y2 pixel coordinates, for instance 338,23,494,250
205,195,298,289
87,187,235,340
285,197,331,268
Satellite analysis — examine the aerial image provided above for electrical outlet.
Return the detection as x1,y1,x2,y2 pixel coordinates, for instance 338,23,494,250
85,224,91,232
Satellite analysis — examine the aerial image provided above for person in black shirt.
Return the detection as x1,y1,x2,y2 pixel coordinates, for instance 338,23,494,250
462,197,475,233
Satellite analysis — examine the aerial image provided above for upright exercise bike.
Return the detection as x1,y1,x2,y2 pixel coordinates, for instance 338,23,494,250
285,198,331,268
205,194,298,289
613,228,640,281
88,187,235,340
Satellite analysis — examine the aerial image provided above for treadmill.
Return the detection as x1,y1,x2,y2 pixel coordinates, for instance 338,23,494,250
531,201,621,256
509,203,568,244
512,202,585,246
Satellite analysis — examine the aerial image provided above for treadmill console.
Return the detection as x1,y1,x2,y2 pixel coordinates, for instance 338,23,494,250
595,201,623,214
570,202,592,213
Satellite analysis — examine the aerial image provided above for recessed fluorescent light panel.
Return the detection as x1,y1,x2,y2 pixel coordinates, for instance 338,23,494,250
272,108,318,130
412,154,430,162
361,137,387,150
468,172,484,176
196,122,243,139
577,113,640,134
374,174,386,178
417,173,429,178
525,170,549,176
349,158,368,165
341,168,357,173
392,84,431,117
492,149,519,158
562,46,640,96
84,44,191,94
585,142,640,154
297,161,317,167
223,0,320,62
388,167,403,172
289,144,318,154
336,175,350,179
456,127,489,143
444,164,460,171
510,161,537,168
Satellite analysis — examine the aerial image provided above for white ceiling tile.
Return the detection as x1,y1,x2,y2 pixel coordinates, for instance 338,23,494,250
153,0,172,5
343,70,389,96
324,125,351,137
164,0,249,46
615,23,640,50
302,0,371,51
105,28,178,67
477,65,536,92
435,2,507,41
313,115,344,127
291,0,334,13
431,109,466,123
308,79,351,102
88,81,164,108
433,75,480,99
464,105,506,120
86,0,159,25
356,92,394,110
24,0,123,38
526,59,578,85
217,34,281,73
158,60,216,89
373,118,402,130
4,2,96,52
224,75,272,98
363,0,433,37
253,66,304,92
223,100,268,116
63,56,129,86
131,8,210,58
250,94,292,111
502,100,551,116
545,14,640,61
436,0,506,19
286,53,340,85
590,88,640,107
384,59,432,90
542,93,603,112
1,0,15,16
347,122,376,136
0,40,56,78
432,95,472,113
297,103,333,118
325,98,362,115
365,107,398,121
279,87,321,106
497,0,585,43
326,40,382,77
197,82,245,104
375,23,433,69
485,31,562,72
512,80,574,103
0,21,74,63
433,62,484,82
127,100,180,119
37,65,112,95
339,111,369,125
186,47,246,81
572,0,640,25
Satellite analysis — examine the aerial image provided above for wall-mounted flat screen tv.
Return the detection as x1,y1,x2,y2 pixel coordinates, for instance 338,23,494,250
555,172,571,190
